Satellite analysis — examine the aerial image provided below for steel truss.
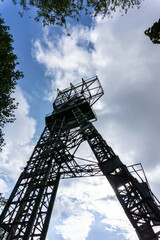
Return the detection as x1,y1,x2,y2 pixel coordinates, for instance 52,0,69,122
0,76,160,240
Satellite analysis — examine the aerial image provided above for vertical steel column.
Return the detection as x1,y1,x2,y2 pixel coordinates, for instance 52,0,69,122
40,173,60,240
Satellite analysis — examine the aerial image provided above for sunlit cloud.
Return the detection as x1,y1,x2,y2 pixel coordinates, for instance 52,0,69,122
56,210,94,240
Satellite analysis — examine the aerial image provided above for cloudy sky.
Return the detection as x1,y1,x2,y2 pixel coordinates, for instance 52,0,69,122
1,0,160,239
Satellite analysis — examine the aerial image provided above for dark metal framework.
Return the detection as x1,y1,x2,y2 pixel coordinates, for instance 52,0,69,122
0,76,160,240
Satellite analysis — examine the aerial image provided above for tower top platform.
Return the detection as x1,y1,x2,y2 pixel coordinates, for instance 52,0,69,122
45,76,104,129
53,76,104,112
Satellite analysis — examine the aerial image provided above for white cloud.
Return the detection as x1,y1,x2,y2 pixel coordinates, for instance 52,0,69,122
32,25,96,101
0,87,36,194
56,210,94,240
0,179,8,195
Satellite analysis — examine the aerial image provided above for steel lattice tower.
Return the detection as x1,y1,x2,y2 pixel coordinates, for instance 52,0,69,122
0,76,160,240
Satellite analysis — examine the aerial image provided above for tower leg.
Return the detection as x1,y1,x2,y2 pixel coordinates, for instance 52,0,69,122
0,121,63,239
40,173,60,240
72,106,160,240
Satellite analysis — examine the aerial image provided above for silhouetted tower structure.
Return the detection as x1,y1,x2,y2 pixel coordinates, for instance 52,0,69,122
0,76,160,240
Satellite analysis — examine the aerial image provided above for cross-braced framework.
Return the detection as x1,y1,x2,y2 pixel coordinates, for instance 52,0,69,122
0,76,160,240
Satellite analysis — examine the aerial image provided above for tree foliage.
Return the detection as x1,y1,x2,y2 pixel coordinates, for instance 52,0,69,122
0,193,7,210
4,1,160,44
0,17,23,150
0,193,7,235
145,19,160,44
86,0,142,18
11,0,143,27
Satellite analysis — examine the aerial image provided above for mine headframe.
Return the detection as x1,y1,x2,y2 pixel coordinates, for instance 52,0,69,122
45,76,160,240
1,76,160,240
45,76,104,129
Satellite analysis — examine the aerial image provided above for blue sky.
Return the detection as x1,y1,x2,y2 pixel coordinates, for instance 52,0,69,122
1,1,160,239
